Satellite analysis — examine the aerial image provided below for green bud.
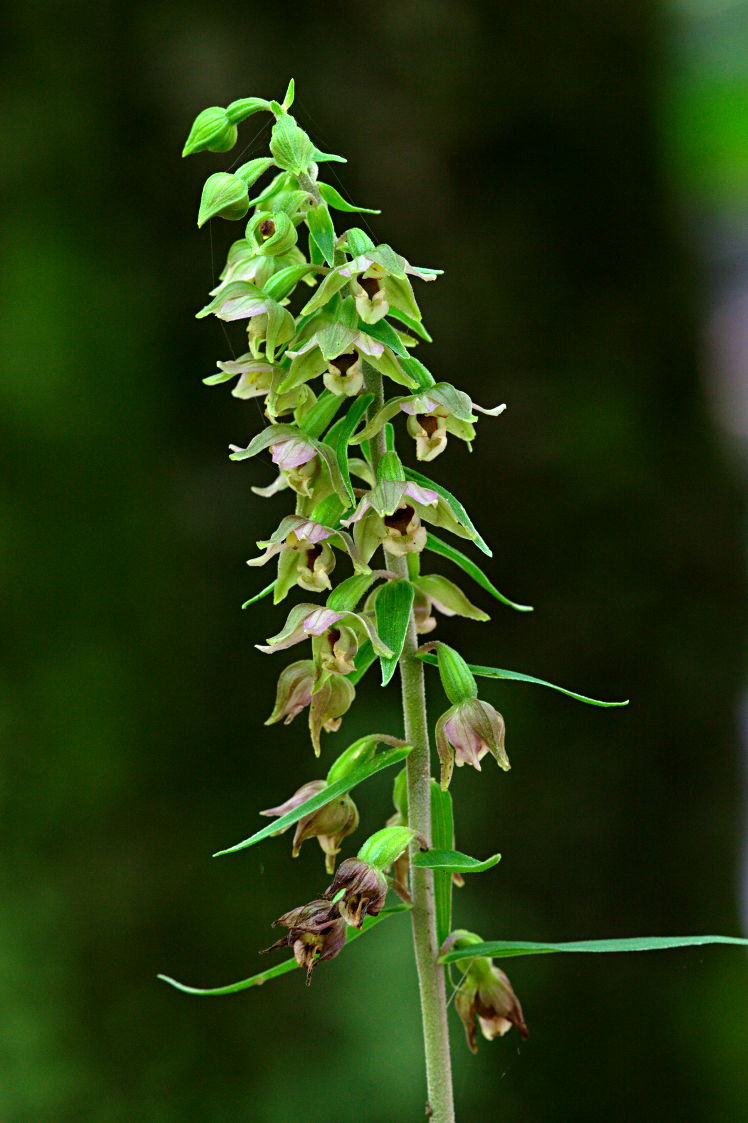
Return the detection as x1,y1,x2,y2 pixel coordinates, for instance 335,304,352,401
435,642,478,705
182,107,237,157
376,450,405,483
325,733,403,786
197,172,249,227
270,115,315,174
357,825,415,871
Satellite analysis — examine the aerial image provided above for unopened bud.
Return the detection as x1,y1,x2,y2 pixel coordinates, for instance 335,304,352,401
260,780,359,874
266,660,316,726
197,172,249,227
309,674,356,756
182,107,237,157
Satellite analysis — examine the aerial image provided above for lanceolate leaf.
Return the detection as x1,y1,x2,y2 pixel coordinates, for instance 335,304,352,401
412,849,502,874
386,308,432,342
417,652,629,708
212,742,412,856
333,393,374,505
317,182,381,214
306,202,336,266
158,907,409,995
430,782,455,947
375,580,415,686
441,934,748,965
425,533,533,613
357,317,410,359
405,468,491,556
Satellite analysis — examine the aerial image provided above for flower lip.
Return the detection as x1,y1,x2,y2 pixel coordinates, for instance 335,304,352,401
383,504,415,534
329,351,358,374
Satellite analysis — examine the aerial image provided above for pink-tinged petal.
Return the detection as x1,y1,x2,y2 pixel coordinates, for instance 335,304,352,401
217,358,273,376
341,496,372,525
271,438,318,470
285,338,318,359
293,520,333,545
354,332,385,358
260,779,326,819
251,475,288,498
218,294,273,321
404,482,439,507
302,608,345,636
338,255,375,278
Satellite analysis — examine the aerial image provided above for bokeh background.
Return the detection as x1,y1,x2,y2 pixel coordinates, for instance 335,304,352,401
2,1,748,1120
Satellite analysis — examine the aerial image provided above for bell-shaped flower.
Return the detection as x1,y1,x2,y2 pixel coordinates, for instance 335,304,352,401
299,243,439,327
323,857,388,928
283,317,410,399
343,477,440,562
445,938,528,1052
263,899,347,985
260,780,359,873
356,382,506,462
308,673,356,755
256,601,392,660
265,660,316,726
313,623,360,676
435,697,509,789
204,354,275,400
247,516,368,602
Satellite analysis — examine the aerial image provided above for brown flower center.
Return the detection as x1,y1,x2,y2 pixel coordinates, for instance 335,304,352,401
359,276,381,299
306,544,323,566
259,219,276,238
383,504,415,535
416,413,440,437
329,351,358,375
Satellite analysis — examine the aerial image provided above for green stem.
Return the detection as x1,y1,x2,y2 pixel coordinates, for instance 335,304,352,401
365,367,455,1122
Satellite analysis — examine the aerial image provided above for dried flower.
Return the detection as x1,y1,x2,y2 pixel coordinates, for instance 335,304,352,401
450,951,528,1052
264,899,347,984
324,857,388,928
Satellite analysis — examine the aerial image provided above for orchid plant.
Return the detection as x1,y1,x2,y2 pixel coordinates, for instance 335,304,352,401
160,82,748,1121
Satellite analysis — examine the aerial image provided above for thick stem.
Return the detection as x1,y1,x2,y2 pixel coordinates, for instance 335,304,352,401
365,368,455,1122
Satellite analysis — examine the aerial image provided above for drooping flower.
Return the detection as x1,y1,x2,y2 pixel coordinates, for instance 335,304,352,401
435,697,509,789
343,479,439,561
263,899,347,984
246,515,368,602
256,602,392,661
260,780,360,873
411,574,490,634
442,933,528,1051
265,660,316,726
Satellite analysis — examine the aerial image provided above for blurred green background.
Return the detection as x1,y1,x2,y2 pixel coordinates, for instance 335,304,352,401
2,1,748,1120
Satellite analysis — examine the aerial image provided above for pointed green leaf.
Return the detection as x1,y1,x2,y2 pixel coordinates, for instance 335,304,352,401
301,390,345,440
412,849,501,874
282,78,295,110
158,906,409,995
318,182,381,214
306,203,336,266
425,533,533,613
241,580,276,609
331,393,374,505
430,782,454,946
387,309,433,342
213,743,412,856
310,146,347,164
417,652,628,707
357,317,410,359
374,580,415,686
441,934,748,964
405,468,491,555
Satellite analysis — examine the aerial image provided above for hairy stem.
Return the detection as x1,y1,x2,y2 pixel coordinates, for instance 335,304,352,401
365,367,455,1122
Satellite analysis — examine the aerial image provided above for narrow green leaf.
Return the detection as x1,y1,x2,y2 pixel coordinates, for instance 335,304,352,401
213,743,412,856
374,580,415,686
158,907,409,995
310,146,347,164
412,849,501,874
387,309,433,342
441,934,748,964
399,355,436,389
327,572,380,613
318,182,381,214
430,782,454,947
282,78,295,110
405,468,491,556
425,533,533,613
241,580,276,609
417,652,629,708
333,393,374,505
302,391,345,440
306,203,336,267
356,317,410,359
